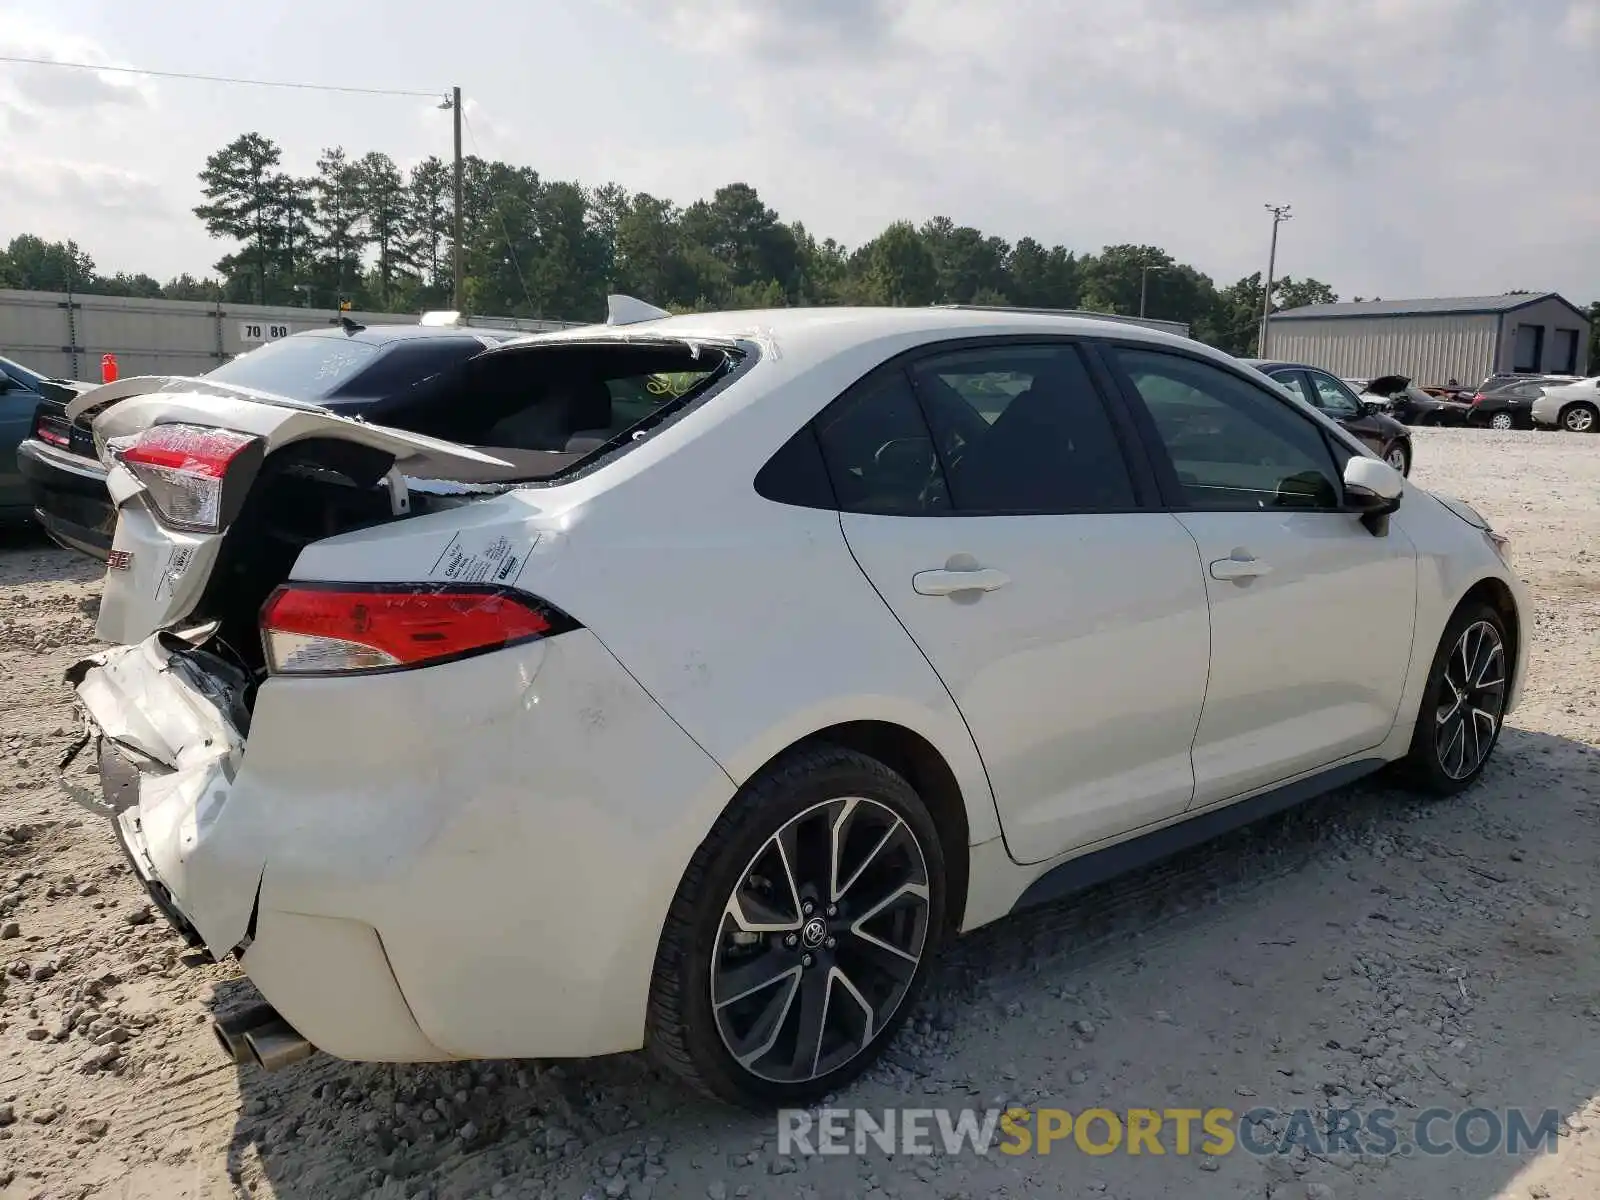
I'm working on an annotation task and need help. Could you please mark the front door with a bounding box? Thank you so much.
[1107,345,1418,806]
[817,340,1212,864]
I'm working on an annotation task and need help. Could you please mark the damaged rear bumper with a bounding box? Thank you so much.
[62,635,256,957]
[61,636,453,1064]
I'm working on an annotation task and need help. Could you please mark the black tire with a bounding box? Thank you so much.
[1396,601,1509,796]
[1561,402,1598,433]
[1383,440,1412,476]
[646,744,947,1110]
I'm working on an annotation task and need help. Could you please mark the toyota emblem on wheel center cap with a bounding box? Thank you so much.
[801,917,828,949]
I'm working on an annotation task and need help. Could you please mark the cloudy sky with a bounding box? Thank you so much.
[1,0,1595,306]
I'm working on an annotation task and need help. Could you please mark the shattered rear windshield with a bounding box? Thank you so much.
[369,338,751,486]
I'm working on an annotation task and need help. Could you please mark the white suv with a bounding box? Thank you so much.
[62,306,1527,1109]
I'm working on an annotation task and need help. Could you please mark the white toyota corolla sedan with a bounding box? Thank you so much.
[61,304,1527,1109]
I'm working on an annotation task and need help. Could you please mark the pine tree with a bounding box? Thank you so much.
[193,132,283,303]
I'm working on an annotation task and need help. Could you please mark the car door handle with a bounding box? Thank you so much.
[1209,552,1272,582]
[913,567,1011,596]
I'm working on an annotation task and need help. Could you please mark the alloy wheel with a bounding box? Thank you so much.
[1490,412,1514,430]
[1564,406,1595,433]
[1434,620,1506,781]
[710,797,930,1084]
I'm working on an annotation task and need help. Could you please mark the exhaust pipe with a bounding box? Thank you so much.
[242,1019,315,1072]
[211,1002,280,1064]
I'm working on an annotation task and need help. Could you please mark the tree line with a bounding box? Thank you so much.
[4,130,1592,363]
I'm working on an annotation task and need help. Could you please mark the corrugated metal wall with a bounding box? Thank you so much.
[0,290,586,381]
[1264,314,1500,385]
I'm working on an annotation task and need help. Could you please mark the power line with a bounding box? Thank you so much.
[0,54,439,99]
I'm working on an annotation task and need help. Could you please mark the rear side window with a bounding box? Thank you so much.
[815,371,949,515]
[909,344,1136,513]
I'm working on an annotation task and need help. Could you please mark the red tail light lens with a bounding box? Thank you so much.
[34,414,71,448]
[1470,393,1485,405]
[260,584,573,676]
[112,423,263,532]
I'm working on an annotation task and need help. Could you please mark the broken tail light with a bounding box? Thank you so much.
[259,583,577,676]
[110,423,264,532]
[34,413,71,449]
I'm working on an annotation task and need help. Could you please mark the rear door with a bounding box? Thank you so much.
[1104,344,1417,806]
[69,381,513,644]
[824,339,1212,864]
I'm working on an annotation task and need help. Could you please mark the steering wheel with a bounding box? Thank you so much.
[873,437,946,510]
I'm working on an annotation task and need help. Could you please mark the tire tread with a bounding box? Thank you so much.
[645,743,941,1107]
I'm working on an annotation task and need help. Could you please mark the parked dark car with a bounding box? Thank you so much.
[17,322,523,559]
[3,354,95,526]
[1352,374,1472,426]
[1464,377,1556,430]
[1242,359,1414,475]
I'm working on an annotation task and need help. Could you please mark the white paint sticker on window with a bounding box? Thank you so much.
[429,531,537,587]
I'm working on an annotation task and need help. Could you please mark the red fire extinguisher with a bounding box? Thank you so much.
[101,353,119,383]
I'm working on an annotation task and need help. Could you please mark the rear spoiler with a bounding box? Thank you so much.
[64,375,333,423]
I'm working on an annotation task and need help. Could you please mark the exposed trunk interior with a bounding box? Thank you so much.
[179,339,738,681]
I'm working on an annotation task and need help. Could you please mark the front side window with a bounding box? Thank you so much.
[1306,371,1364,417]
[1115,348,1343,511]
[907,343,1137,513]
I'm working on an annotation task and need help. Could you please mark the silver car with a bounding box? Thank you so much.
[1531,378,1600,432]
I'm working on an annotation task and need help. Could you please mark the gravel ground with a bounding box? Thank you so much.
[0,426,1597,1200]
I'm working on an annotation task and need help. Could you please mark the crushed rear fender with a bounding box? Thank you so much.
[62,636,260,958]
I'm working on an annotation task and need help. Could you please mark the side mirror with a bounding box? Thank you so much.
[1344,456,1403,534]
[0,376,11,394]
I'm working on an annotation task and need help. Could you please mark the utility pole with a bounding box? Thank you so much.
[1140,265,1166,318]
[451,86,464,314]
[440,87,465,312]
[1258,203,1293,356]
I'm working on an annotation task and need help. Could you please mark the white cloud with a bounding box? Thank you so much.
[614,0,1599,299]
[0,13,153,116]
[0,1,1592,303]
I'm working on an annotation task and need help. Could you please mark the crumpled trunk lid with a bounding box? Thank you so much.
[77,379,515,645]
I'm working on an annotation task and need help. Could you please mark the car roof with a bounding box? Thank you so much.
[1240,359,1313,373]
[293,323,521,347]
[495,305,1204,361]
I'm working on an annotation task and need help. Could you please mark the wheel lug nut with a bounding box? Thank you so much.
[825,937,836,949]
[826,905,837,917]
[802,901,814,915]
[784,933,798,947]
[802,954,813,967]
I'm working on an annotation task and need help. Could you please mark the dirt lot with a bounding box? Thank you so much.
[0,426,1597,1200]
